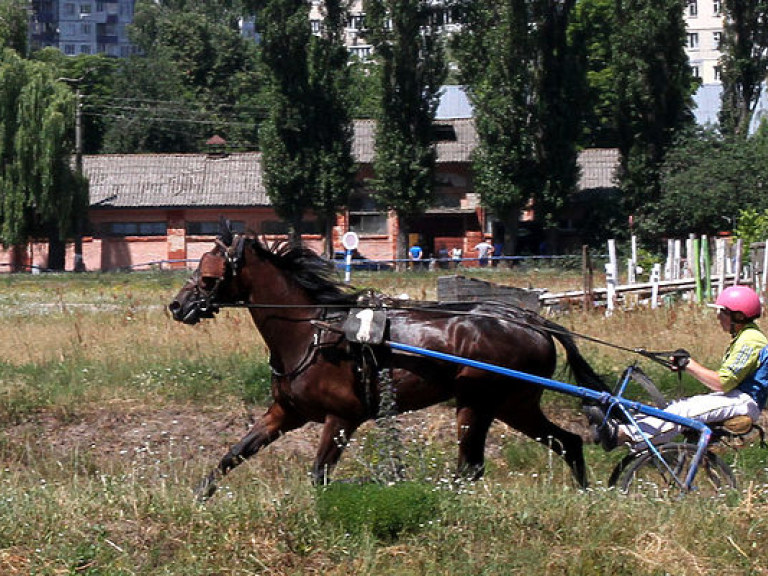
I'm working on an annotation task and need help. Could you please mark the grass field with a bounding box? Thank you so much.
[1,267,768,575]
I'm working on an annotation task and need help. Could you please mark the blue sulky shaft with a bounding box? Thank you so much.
[387,341,712,492]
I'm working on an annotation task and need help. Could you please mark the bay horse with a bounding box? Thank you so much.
[169,222,609,499]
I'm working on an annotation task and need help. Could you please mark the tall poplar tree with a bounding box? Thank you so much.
[0,49,88,269]
[364,0,447,264]
[718,0,768,137]
[258,0,354,249]
[452,0,543,256]
[535,0,584,252]
[613,0,695,237]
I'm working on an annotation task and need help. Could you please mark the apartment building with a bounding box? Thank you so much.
[684,0,724,85]
[29,0,137,57]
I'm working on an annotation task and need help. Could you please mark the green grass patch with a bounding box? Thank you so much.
[316,481,442,540]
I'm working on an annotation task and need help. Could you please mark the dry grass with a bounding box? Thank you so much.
[1,269,767,575]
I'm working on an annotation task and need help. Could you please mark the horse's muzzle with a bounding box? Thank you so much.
[169,298,219,325]
[169,299,201,325]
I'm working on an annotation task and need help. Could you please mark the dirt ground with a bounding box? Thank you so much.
[5,400,592,475]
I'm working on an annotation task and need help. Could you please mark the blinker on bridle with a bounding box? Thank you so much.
[193,234,247,315]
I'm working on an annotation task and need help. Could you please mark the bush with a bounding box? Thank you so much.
[315,481,441,540]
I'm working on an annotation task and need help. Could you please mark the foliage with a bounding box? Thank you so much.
[734,207,768,247]
[0,0,27,55]
[719,0,768,137]
[0,49,87,263]
[315,482,441,540]
[98,0,264,153]
[653,127,768,239]
[613,0,696,239]
[364,0,447,261]
[568,0,619,148]
[535,0,585,238]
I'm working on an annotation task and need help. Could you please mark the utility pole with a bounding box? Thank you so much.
[58,77,85,271]
[73,88,85,272]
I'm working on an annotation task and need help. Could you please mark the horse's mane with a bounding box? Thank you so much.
[249,237,361,305]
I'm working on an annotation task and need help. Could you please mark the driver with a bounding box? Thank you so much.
[589,285,768,450]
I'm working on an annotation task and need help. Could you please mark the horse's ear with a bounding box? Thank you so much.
[219,216,233,246]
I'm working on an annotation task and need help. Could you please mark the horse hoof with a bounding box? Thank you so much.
[194,475,218,502]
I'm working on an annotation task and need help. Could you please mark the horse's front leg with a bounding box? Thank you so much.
[310,415,361,486]
[196,402,305,501]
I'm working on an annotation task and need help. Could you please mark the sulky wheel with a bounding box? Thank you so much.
[610,443,737,499]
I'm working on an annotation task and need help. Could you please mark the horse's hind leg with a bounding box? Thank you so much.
[455,405,495,481]
[196,402,305,501]
[311,415,361,485]
[497,404,588,488]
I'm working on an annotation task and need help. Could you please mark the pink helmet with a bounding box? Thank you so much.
[713,285,762,319]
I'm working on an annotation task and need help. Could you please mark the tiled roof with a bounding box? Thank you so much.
[86,153,267,208]
[350,118,477,163]
[84,120,617,209]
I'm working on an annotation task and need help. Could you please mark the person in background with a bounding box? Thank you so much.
[437,244,450,269]
[588,285,768,450]
[492,240,504,267]
[474,239,494,268]
[409,243,423,270]
[451,246,463,269]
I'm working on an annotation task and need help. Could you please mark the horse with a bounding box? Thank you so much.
[169,221,610,499]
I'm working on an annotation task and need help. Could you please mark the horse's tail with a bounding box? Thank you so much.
[540,317,610,393]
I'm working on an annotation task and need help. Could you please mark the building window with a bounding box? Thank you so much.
[713,31,722,48]
[691,65,700,78]
[688,0,698,16]
[687,33,699,49]
[714,65,722,81]
[311,19,321,34]
[80,3,92,15]
[64,44,75,55]
[107,222,167,236]
[349,213,388,235]
[80,44,91,54]
[713,0,722,15]
[82,23,91,34]
[187,221,245,236]
[63,3,75,15]
[348,14,366,30]
[349,45,372,60]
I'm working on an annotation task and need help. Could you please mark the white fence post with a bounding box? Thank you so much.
[651,263,661,309]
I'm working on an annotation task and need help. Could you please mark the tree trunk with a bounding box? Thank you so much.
[502,212,520,260]
[48,237,66,271]
[396,214,409,272]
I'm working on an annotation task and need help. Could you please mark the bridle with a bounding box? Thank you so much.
[186,234,248,320]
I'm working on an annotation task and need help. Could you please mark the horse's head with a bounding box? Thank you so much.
[169,221,248,325]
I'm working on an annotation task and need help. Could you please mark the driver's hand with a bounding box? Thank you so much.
[669,349,690,372]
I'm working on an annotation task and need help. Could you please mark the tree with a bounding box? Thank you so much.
[0,49,88,270]
[452,0,543,257]
[0,0,27,55]
[305,0,357,256]
[718,0,768,137]
[568,0,618,148]
[535,0,585,252]
[653,126,768,238]
[613,0,695,241]
[257,0,355,249]
[99,0,264,153]
[364,0,447,264]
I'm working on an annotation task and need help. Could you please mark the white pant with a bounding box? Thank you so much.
[622,390,759,445]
